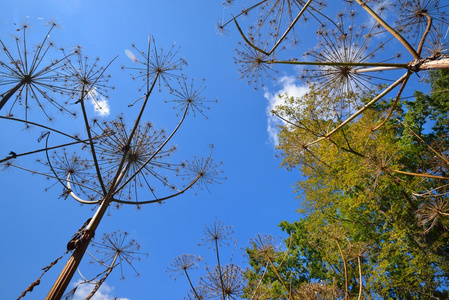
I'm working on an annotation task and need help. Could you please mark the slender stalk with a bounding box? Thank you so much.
[214,239,226,300]
[270,60,409,69]
[389,169,449,180]
[66,173,102,205]
[357,256,363,300]
[250,262,269,300]
[351,66,406,73]
[268,0,312,55]
[372,75,410,131]
[416,13,432,56]
[111,174,200,205]
[79,87,107,195]
[223,0,267,28]
[304,72,410,148]
[266,256,293,300]
[354,0,419,59]
[85,254,118,300]
[184,269,201,300]
[334,239,348,300]
[0,135,104,163]
[0,116,79,140]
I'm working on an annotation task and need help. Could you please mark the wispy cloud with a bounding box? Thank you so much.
[88,88,111,116]
[71,280,130,300]
[264,76,308,146]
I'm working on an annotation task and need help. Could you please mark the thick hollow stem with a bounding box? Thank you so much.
[419,58,449,70]
[45,233,93,300]
[46,165,129,299]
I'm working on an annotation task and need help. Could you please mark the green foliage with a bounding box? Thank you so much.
[244,71,449,299]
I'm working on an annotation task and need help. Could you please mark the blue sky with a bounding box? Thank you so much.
[1,1,441,299]
[0,1,306,299]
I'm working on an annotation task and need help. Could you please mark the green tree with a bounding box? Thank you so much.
[244,70,449,299]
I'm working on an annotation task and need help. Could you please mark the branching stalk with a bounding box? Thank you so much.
[304,72,411,147]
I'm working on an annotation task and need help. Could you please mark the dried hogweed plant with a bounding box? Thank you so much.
[0,22,79,121]
[220,0,449,143]
[1,28,221,299]
[63,231,147,300]
[169,220,243,300]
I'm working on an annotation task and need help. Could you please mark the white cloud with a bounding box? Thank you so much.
[88,88,111,117]
[70,280,130,300]
[264,76,309,146]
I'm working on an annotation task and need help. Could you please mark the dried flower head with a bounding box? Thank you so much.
[59,49,114,106]
[424,22,449,57]
[181,145,225,194]
[92,116,179,203]
[48,149,99,199]
[235,38,278,89]
[303,16,394,101]
[185,285,208,300]
[396,0,448,42]
[167,254,202,276]
[296,281,342,299]
[417,196,449,233]
[0,23,75,120]
[123,36,186,93]
[200,264,244,300]
[249,234,281,260]
[167,77,217,118]
[199,220,234,249]
[90,231,147,279]
[226,0,324,48]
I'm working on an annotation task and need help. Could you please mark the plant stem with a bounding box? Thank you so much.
[184,269,201,300]
[334,239,349,300]
[45,164,129,300]
[305,72,410,148]
[266,256,293,300]
[215,239,226,300]
[85,254,118,300]
[354,0,419,59]
[270,60,409,69]
[0,80,24,110]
